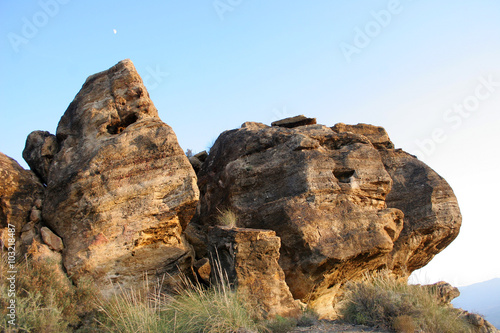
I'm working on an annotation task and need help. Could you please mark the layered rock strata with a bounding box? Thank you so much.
[24,60,199,295]
[195,120,461,317]
[208,226,301,319]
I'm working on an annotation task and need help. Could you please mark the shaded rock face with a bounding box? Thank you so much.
[30,60,199,295]
[380,149,462,274]
[208,226,301,319]
[334,123,462,274]
[23,130,59,184]
[0,152,44,239]
[195,119,461,317]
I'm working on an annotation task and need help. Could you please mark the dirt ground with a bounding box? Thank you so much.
[289,320,392,333]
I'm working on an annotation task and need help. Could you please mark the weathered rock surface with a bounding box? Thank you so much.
[23,130,59,184]
[41,226,64,252]
[188,150,209,174]
[424,281,460,305]
[28,59,199,296]
[0,152,44,240]
[195,118,461,318]
[332,123,394,149]
[459,310,500,333]
[379,149,462,274]
[334,123,462,275]
[207,226,301,319]
[272,115,317,128]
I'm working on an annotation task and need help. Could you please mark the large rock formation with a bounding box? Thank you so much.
[194,119,461,318]
[0,152,44,244]
[24,60,199,295]
[15,59,462,320]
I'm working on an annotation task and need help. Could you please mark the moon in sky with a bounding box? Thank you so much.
[113,29,117,34]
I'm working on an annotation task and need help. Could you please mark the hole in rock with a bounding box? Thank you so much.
[107,113,139,134]
[333,169,355,183]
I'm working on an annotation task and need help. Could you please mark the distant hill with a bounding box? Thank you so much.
[452,278,500,329]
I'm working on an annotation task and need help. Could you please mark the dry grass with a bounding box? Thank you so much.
[98,260,261,333]
[96,277,172,333]
[339,270,475,333]
[216,208,238,228]
[2,244,316,333]
[0,250,98,332]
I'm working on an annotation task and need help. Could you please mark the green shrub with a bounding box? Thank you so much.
[340,271,475,333]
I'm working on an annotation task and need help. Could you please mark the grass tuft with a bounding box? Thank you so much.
[0,249,98,332]
[263,315,297,333]
[98,260,261,333]
[339,270,476,333]
[216,208,238,228]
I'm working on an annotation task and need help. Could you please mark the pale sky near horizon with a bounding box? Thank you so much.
[1,1,499,287]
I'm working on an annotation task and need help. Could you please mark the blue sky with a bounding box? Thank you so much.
[1,0,499,287]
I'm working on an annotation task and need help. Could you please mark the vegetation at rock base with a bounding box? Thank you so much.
[262,315,299,333]
[0,248,98,332]
[98,260,318,332]
[1,247,319,332]
[4,246,492,333]
[339,271,476,333]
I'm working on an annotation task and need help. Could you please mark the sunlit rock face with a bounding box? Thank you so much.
[194,119,461,318]
[32,60,199,295]
[0,152,44,240]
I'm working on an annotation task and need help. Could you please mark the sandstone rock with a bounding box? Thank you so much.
[41,226,64,252]
[208,226,301,319]
[30,207,42,223]
[21,221,35,233]
[34,59,199,296]
[271,115,316,128]
[424,281,460,305]
[189,150,209,174]
[21,227,37,245]
[0,152,44,237]
[34,198,42,209]
[378,148,462,274]
[193,257,211,284]
[460,310,500,333]
[0,228,10,249]
[467,313,485,327]
[195,120,461,318]
[194,150,209,162]
[331,123,462,275]
[189,156,203,174]
[23,130,59,184]
[184,222,209,258]
[332,123,394,149]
